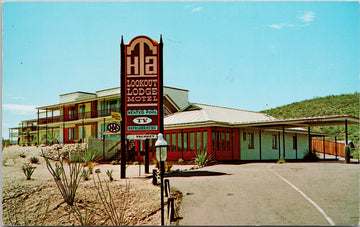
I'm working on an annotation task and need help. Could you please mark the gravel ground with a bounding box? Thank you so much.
[1,145,191,226]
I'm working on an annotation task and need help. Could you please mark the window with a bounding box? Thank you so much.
[177,133,183,151]
[68,107,76,119]
[226,132,230,151]
[248,133,254,149]
[212,131,216,151]
[183,132,188,151]
[165,134,170,149]
[69,128,75,140]
[196,131,201,151]
[109,100,117,109]
[221,132,226,151]
[80,126,86,138]
[272,135,278,149]
[203,131,208,151]
[189,132,195,151]
[293,135,297,150]
[243,132,247,141]
[171,133,176,152]
[79,105,85,117]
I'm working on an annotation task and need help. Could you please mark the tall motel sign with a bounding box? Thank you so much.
[120,35,163,178]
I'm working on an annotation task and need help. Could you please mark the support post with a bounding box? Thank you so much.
[37,109,39,145]
[259,129,262,160]
[295,134,298,160]
[323,137,326,160]
[282,126,285,159]
[160,160,165,225]
[120,36,126,179]
[278,131,281,159]
[103,134,106,160]
[159,35,164,134]
[308,126,312,153]
[45,108,48,145]
[63,122,65,144]
[345,118,348,145]
[145,139,150,173]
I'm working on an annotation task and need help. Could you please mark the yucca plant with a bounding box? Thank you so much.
[54,163,62,180]
[82,169,90,181]
[22,163,36,180]
[30,156,39,164]
[84,148,102,163]
[106,169,114,181]
[194,151,213,168]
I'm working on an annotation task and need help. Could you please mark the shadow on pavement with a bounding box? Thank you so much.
[164,170,230,178]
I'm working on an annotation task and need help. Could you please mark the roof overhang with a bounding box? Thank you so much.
[164,115,358,137]
[231,115,359,128]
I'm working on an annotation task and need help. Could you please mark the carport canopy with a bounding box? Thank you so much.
[233,115,359,158]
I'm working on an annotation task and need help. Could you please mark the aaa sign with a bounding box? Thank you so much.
[124,36,160,135]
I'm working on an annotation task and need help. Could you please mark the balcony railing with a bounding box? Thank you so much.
[38,108,121,125]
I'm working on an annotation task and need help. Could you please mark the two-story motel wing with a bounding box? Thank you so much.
[10,86,359,162]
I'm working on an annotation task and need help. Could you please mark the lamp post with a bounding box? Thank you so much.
[155,133,168,226]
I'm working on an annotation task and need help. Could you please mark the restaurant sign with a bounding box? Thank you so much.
[124,36,160,135]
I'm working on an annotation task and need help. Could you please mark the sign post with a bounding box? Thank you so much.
[120,35,162,178]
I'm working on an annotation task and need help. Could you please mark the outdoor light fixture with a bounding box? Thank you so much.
[155,133,168,225]
[155,133,168,162]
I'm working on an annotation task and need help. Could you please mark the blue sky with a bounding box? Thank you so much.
[2,1,359,139]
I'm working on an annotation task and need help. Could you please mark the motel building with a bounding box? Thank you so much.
[9,86,359,162]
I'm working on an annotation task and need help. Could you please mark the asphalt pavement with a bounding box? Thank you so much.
[168,162,359,226]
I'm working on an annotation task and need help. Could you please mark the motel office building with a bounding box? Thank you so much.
[10,86,358,162]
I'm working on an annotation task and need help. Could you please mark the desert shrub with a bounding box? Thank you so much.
[111,160,119,165]
[22,163,36,180]
[2,139,10,150]
[42,149,84,206]
[88,162,95,174]
[153,158,173,172]
[194,151,213,167]
[70,203,96,226]
[82,169,90,181]
[178,158,184,164]
[106,169,114,181]
[84,148,102,163]
[166,161,173,172]
[303,150,320,162]
[93,174,129,225]
[19,153,26,158]
[2,157,9,166]
[4,198,50,225]
[30,156,39,164]
[277,158,286,164]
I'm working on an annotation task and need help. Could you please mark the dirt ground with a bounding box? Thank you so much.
[1,145,186,226]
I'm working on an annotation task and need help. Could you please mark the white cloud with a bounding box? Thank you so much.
[269,24,282,29]
[192,7,203,13]
[2,104,37,115]
[268,11,315,29]
[268,23,294,29]
[299,11,315,23]
[9,96,25,100]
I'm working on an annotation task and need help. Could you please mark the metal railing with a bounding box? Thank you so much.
[38,107,121,125]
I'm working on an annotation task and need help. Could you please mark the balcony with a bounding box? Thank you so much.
[38,108,121,125]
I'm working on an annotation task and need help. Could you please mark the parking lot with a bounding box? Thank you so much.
[169,162,359,226]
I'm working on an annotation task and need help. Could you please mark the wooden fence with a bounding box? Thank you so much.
[312,139,345,157]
